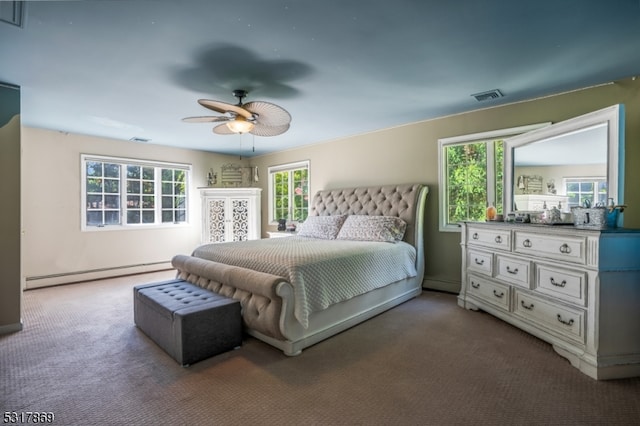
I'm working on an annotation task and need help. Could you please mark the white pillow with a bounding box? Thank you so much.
[296,215,347,239]
[336,215,407,242]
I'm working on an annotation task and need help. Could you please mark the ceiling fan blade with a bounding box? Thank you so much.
[198,99,252,119]
[243,101,291,126]
[250,122,290,137]
[212,123,236,135]
[182,116,231,123]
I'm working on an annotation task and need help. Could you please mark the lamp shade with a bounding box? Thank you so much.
[226,117,254,134]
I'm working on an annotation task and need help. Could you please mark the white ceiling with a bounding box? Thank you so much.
[2,1,640,157]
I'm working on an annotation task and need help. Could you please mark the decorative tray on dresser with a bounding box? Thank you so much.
[459,221,640,380]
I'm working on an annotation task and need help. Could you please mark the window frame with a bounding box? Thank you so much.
[564,176,608,208]
[81,154,191,231]
[267,160,310,224]
[438,123,549,232]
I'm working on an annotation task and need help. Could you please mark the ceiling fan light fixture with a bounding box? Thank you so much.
[226,116,254,134]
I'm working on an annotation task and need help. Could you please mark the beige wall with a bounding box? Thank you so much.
[20,78,640,293]
[249,77,640,292]
[21,128,247,288]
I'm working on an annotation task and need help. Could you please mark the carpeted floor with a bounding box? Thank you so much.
[1,271,639,425]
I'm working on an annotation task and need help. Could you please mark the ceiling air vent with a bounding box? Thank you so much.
[129,137,150,143]
[472,89,503,102]
[0,1,24,27]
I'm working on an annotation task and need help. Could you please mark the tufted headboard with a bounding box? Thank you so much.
[309,183,429,250]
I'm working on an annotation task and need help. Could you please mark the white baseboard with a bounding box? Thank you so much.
[25,262,173,289]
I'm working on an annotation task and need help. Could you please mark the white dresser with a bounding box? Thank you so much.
[200,188,261,244]
[459,221,640,380]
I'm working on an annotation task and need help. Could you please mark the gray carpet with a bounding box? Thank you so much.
[1,271,639,425]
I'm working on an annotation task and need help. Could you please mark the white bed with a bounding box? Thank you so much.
[172,183,428,355]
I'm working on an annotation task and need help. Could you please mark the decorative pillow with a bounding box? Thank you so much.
[296,215,347,239]
[336,215,407,242]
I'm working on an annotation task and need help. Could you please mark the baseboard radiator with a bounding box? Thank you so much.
[25,261,173,290]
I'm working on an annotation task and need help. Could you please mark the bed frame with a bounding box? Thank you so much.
[172,183,428,356]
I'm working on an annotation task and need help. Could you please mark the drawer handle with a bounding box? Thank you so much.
[472,232,479,240]
[522,239,532,248]
[474,258,485,266]
[471,281,480,289]
[493,290,505,298]
[559,243,572,254]
[495,235,503,244]
[557,314,575,326]
[506,266,519,275]
[520,300,534,310]
[550,277,567,288]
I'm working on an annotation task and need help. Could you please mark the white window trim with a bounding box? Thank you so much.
[267,160,310,224]
[81,154,192,231]
[438,123,550,232]
[563,176,607,207]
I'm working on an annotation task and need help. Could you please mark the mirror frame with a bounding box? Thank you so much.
[504,104,625,226]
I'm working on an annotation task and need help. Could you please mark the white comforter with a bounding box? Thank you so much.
[192,237,417,328]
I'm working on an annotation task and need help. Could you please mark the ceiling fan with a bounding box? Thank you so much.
[182,89,291,136]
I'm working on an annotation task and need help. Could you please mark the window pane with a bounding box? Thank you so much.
[104,179,119,193]
[142,181,154,194]
[127,211,141,223]
[127,181,140,194]
[160,168,187,224]
[162,211,173,222]
[162,182,172,194]
[142,196,154,208]
[105,211,120,225]
[104,163,119,178]
[162,196,172,209]
[86,211,102,226]
[142,211,155,223]
[85,161,120,226]
[127,165,140,179]
[444,142,488,226]
[142,167,154,180]
[104,195,119,209]
[86,162,102,177]
[87,178,102,193]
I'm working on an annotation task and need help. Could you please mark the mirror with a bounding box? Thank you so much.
[504,104,625,226]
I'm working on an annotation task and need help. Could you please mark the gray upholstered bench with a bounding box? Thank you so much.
[134,279,242,366]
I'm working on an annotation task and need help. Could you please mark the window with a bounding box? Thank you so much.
[565,178,607,208]
[268,160,310,223]
[82,155,190,230]
[438,124,548,232]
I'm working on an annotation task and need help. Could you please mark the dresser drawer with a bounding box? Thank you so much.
[513,231,585,264]
[495,255,531,288]
[467,226,511,252]
[467,249,493,276]
[535,263,587,306]
[514,290,585,344]
[467,275,510,311]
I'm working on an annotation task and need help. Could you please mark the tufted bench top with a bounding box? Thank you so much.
[136,280,232,317]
